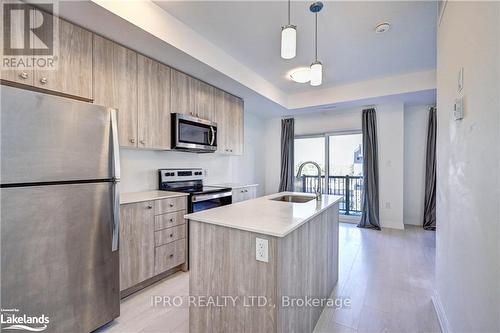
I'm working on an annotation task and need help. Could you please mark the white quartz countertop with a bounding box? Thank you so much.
[208,183,259,189]
[121,190,188,205]
[185,192,343,237]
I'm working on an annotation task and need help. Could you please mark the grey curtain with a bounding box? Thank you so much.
[423,107,437,230]
[358,108,381,230]
[278,118,295,192]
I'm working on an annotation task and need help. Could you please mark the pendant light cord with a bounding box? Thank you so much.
[288,0,291,25]
[314,13,318,61]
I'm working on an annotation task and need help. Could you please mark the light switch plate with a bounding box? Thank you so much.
[454,96,464,120]
[458,67,464,92]
[256,238,269,263]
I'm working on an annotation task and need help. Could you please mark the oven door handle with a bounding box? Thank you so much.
[192,191,232,203]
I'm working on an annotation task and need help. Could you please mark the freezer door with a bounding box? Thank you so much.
[1,85,113,184]
[1,183,119,332]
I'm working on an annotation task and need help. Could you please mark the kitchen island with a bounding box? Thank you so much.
[185,192,342,333]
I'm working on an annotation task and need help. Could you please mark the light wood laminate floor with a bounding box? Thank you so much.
[97,223,440,333]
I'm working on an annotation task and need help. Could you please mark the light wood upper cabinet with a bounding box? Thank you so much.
[34,16,93,99]
[0,2,34,85]
[119,201,155,291]
[231,95,244,155]
[93,35,138,148]
[137,55,171,150]
[170,69,191,116]
[171,69,215,121]
[215,90,244,155]
[191,79,215,121]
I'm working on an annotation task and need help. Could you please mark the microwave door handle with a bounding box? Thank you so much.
[210,126,215,145]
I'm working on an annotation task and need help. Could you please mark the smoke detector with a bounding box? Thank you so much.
[374,22,391,33]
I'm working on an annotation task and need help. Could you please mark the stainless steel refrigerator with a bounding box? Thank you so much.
[1,85,120,332]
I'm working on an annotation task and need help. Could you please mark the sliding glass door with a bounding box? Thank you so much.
[294,132,363,215]
[293,136,326,193]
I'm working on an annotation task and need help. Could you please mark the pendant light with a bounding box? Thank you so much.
[281,0,296,59]
[309,1,323,86]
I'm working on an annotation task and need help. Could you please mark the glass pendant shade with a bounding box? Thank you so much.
[281,25,296,59]
[310,61,322,86]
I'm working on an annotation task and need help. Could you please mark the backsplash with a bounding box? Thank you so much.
[120,112,266,194]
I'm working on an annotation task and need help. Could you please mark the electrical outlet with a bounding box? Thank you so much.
[256,238,269,263]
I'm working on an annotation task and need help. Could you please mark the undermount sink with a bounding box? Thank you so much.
[270,195,315,203]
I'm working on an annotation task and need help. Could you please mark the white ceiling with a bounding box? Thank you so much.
[155,1,437,93]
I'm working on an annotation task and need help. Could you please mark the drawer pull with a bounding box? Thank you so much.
[147,205,153,209]
[170,218,174,222]
[169,254,174,258]
[169,203,174,207]
[169,233,173,237]
[39,77,47,84]
[19,72,28,80]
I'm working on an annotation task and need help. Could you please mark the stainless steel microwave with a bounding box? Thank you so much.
[171,113,217,153]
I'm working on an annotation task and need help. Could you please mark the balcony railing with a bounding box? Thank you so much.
[300,175,363,215]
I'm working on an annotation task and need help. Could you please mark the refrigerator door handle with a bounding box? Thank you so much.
[110,108,120,252]
[110,108,121,181]
[112,180,120,252]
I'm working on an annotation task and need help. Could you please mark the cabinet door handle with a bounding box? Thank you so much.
[140,139,145,145]
[39,77,48,85]
[146,205,153,209]
[19,72,28,80]
[130,138,136,144]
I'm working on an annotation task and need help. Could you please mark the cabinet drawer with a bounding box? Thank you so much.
[155,196,187,215]
[154,239,186,274]
[155,210,186,231]
[155,224,186,247]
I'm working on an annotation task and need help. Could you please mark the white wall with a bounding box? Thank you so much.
[264,104,406,229]
[403,106,429,226]
[435,2,500,332]
[120,112,266,196]
[376,104,405,230]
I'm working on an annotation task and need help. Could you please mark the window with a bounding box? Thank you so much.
[294,132,363,215]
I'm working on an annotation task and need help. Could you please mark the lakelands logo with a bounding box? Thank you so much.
[1,1,59,70]
[1,308,49,331]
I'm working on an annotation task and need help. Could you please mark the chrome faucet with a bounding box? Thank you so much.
[296,161,322,201]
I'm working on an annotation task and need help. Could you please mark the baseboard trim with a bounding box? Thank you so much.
[432,292,451,333]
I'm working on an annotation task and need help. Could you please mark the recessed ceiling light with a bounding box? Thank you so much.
[374,22,391,33]
[289,67,311,83]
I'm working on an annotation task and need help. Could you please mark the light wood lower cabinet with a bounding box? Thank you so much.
[154,239,186,275]
[93,35,138,148]
[120,197,187,293]
[119,201,155,291]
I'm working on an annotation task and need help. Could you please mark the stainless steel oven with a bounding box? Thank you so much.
[191,191,232,213]
[171,113,217,153]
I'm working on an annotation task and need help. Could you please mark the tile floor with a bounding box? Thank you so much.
[98,223,440,333]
